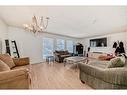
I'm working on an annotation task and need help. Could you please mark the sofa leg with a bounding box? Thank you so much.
[81,80,85,84]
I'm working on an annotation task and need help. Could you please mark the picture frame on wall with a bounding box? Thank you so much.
[90,37,107,47]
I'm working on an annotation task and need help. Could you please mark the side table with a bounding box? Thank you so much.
[46,56,55,64]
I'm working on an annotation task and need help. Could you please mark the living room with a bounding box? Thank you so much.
[1,1,127,94]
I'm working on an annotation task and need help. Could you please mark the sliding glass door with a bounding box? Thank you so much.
[42,37,54,59]
[66,40,74,53]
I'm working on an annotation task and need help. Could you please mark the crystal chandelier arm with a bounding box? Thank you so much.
[32,16,38,27]
[43,18,49,29]
[41,17,49,30]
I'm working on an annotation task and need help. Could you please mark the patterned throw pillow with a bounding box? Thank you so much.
[108,57,125,68]
[0,60,10,72]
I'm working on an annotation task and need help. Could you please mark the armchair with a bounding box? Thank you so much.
[0,56,31,89]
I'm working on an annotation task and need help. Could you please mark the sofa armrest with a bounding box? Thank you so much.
[0,68,29,81]
[103,68,127,86]
[13,57,30,66]
[79,63,127,86]
[0,68,30,89]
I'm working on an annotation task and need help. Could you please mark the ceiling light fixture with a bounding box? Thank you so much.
[23,15,49,33]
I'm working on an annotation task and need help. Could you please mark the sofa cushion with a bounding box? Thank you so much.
[63,50,69,54]
[55,50,69,55]
[88,60,109,69]
[59,51,64,55]
[79,61,107,81]
[108,57,125,68]
[60,54,71,58]
[12,65,30,70]
[0,54,15,69]
[0,60,10,72]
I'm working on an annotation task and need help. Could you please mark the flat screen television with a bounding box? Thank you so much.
[90,37,107,47]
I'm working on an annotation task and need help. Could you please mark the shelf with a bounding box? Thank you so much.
[5,39,11,55]
[5,39,20,58]
[11,40,20,58]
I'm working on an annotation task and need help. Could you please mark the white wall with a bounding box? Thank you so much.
[8,26,78,64]
[80,32,127,54]
[0,18,8,53]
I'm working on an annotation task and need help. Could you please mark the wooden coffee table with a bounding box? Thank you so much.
[64,56,87,67]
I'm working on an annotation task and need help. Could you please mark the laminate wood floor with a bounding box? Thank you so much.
[30,62,92,89]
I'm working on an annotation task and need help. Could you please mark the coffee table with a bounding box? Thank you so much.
[64,56,87,69]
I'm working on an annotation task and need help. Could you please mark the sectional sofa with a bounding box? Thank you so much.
[78,60,127,89]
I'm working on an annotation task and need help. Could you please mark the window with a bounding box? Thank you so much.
[66,40,73,53]
[43,37,54,59]
[56,39,65,50]
[42,37,74,59]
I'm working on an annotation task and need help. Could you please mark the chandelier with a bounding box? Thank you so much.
[23,15,49,33]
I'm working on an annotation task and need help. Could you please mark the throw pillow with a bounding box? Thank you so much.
[120,53,127,66]
[0,54,15,69]
[64,51,69,55]
[107,57,125,68]
[0,60,10,72]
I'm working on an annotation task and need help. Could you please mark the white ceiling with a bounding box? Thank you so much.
[0,6,127,38]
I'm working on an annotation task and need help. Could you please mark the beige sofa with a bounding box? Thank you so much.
[0,54,31,89]
[78,60,127,89]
